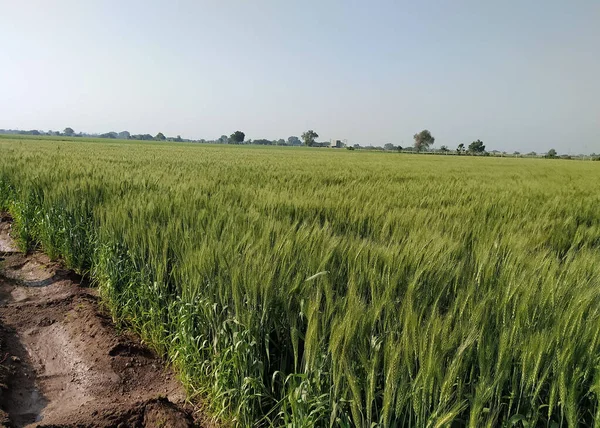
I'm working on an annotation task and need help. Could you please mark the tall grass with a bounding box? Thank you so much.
[1,136,600,426]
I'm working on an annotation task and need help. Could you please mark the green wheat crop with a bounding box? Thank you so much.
[1,135,599,426]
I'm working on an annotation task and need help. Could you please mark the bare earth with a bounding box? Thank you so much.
[0,217,209,427]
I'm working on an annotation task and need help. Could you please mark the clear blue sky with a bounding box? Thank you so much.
[1,1,598,153]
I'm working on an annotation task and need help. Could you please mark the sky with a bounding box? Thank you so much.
[1,1,598,154]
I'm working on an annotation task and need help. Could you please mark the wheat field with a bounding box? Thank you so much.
[1,136,599,426]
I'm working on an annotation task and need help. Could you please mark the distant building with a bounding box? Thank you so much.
[330,139,347,148]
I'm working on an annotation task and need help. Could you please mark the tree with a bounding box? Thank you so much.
[301,130,319,147]
[155,132,166,141]
[468,139,486,154]
[118,131,130,139]
[230,131,245,144]
[457,143,465,154]
[100,132,118,139]
[252,139,274,145]
[64,127,74,136]
[384,143,396,151]
[440,145,449,153]
[545,148,558,159]
[276,139,286,146]
[413,130,435,152]
[287,136,301,146]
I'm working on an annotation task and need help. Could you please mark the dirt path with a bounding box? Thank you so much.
[0,217,208,427]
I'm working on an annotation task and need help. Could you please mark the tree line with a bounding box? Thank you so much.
[1,127,595,159]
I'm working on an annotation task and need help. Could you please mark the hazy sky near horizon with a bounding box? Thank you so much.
[1,1,598,153]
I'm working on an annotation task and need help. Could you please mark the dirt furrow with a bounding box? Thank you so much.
[0,219,208,427]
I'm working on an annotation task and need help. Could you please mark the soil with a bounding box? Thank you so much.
[0,217,212,427]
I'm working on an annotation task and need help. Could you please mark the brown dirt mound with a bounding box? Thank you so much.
[0,219,212,427]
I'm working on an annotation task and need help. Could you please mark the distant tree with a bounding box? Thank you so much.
[175,135,183,142]
[276,139,286,146]
[468,139,486,154]
[64,127,74,136]
[301,130,319,147]
[118,131,130,139]
[155,132,166,141]
[19,130,41,135]
[253,139,274,145]
[440,145,449,153]
[230,131,245,144]
[353,144,361,149]
[545,148,558,159]
[287,136,301,146]
[384,143,396,151]
[100,132,118,139]
[513,151,520,156]
[457,143,465,154]
[413,130,435,152]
